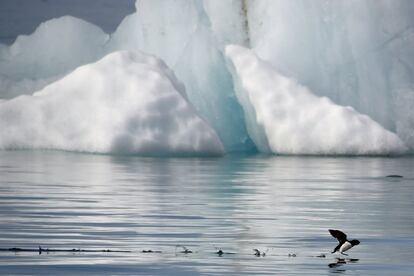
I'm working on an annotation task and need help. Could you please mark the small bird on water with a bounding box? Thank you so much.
[329,229,360,256]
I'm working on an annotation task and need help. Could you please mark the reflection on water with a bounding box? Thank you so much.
[0,151,414,275]
[328,258,359,274]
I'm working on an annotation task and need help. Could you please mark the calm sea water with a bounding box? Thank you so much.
[0,151,413,275]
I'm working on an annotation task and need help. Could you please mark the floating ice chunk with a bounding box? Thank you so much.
[225,45,407,155]
[0,50,224,156]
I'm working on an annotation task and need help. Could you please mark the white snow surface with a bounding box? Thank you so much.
[225,45,408,155]
[0,50,224,156]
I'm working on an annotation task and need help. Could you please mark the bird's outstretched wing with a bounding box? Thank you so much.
[329,229,347,242]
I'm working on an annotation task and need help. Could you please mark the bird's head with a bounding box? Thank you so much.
[350,240,360,246]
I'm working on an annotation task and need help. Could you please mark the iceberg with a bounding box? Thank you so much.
[225,45,407,155]
[0,50,224,156]
[0,16,108,99]
[108,0,255,152]
[0,2,255,153]
[246,0,414,150]
[1,0,414,155]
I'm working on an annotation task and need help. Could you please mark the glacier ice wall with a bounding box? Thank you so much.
[0,51,224,156]
[226,45,407,155]
[246,0,414,149]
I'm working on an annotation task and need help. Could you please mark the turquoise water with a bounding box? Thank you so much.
[0,151,414,275]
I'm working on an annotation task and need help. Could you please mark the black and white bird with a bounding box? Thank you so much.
[329,229,360,256]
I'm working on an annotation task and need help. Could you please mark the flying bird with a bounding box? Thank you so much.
[329,229,360,256]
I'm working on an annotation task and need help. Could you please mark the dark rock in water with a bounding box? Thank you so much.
[142,250,162,253]
[288,253,297,257]
[386,175,403,178]
[214,248,235,256]
[1,247,131,254]
[176,246,192,254]
[253,249,266,257]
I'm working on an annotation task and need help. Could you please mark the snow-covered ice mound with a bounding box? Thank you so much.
[0,50,224,156]
[225,45,407,155]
